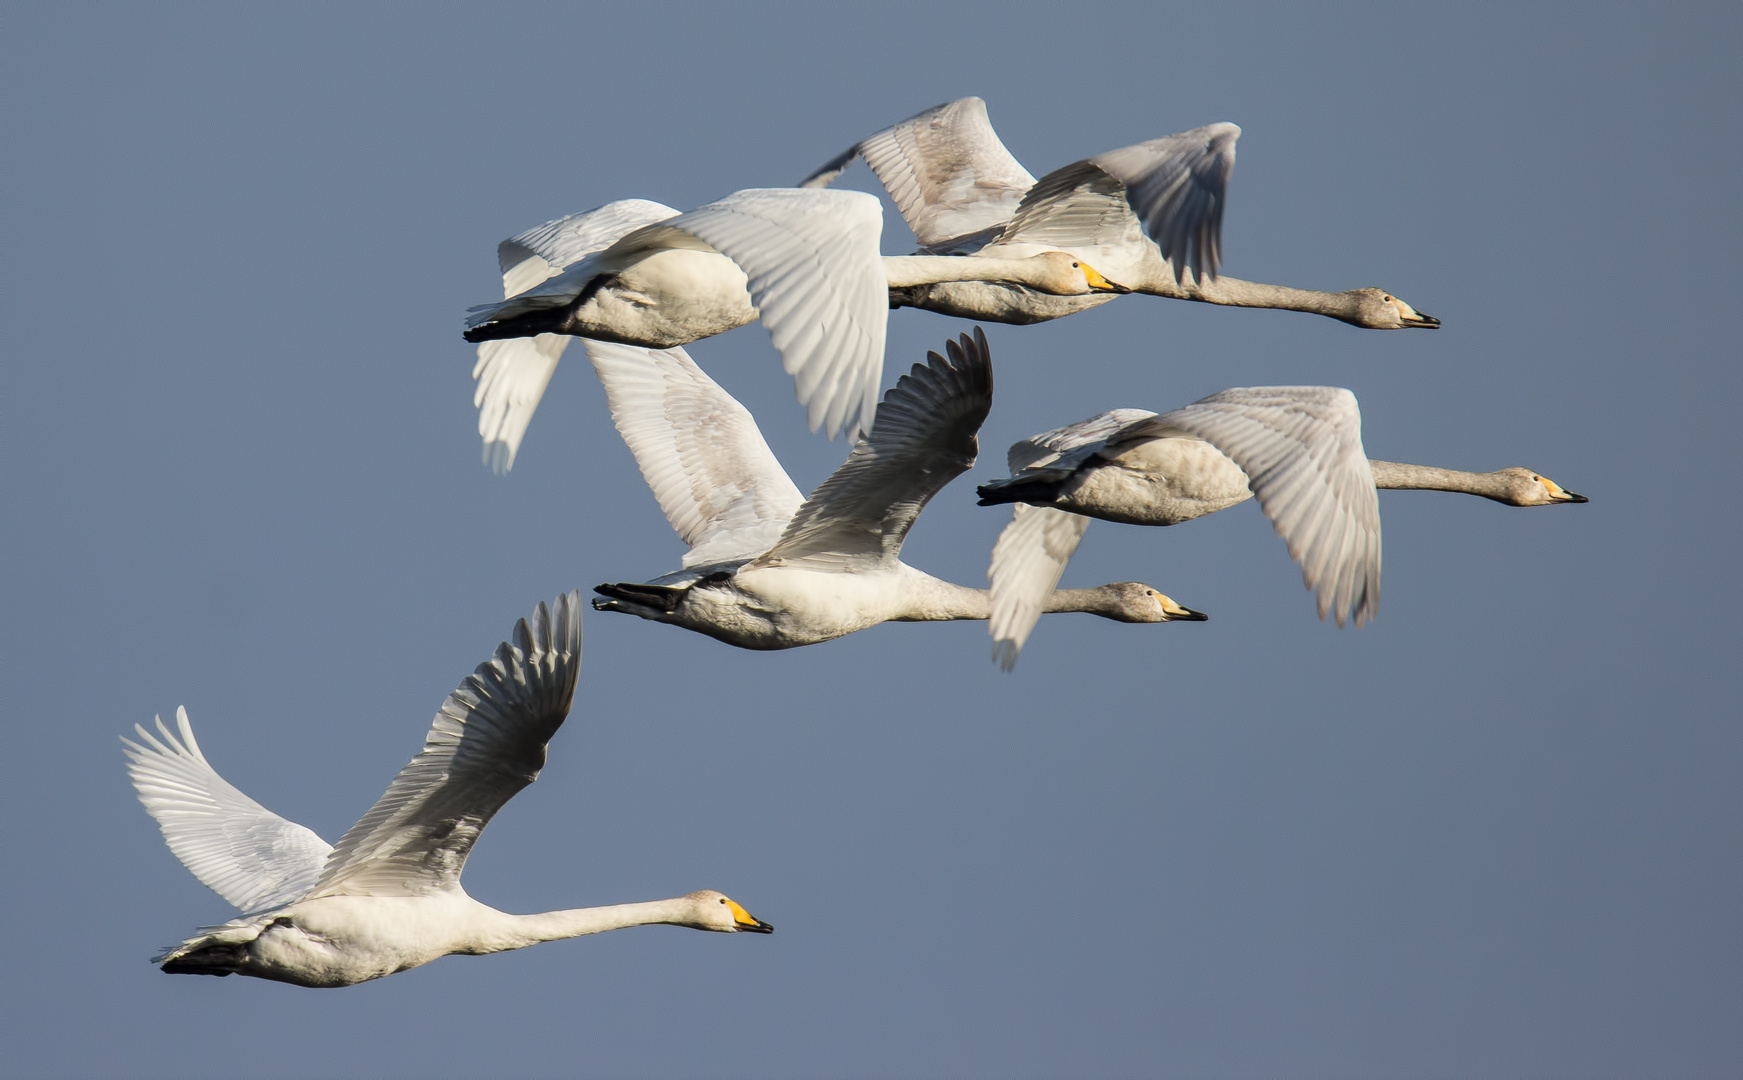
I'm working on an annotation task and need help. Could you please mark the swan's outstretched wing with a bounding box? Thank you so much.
[1002,123,1239,284]
[757,328,993,572]
[1140,386,1378,626]
[585,341,805,567]
[474,200,682,473]
[800,97,1038,249]
[123,707,332,914]
[987,504,1092,672]
[1003,408,1161,473]
[310,593,583,898]
[662,188,887,439]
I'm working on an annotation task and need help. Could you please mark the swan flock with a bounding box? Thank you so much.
[125,97,1585,986]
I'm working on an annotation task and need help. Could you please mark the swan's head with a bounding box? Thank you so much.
[1104,583,1210,624]
[1492,467,1589,506]
[1342,288,1440,329]
[1032,252,1132,296]
[681,890,774,934]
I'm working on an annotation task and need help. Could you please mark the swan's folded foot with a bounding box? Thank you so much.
[593,581,689,618]
[976,475,1066,507]
[158,937,249,977]
[462,306,572,344]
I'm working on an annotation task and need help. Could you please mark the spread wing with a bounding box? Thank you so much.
[123,707,332,915]
[987,504,1092,672]
[310,593,584,898]
[1001,123,1239,284]
[800,97,1038,249]
[757,328,993,572]
[585,341,804,567]
[474,200,682,473]
[663,188,888,439]
[1138,386,1378,626]
[1003,408,1161,473]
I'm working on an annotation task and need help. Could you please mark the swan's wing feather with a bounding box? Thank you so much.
[665,188,887,439]
[1090,123,1239,282]
[1152,386,1378,626]
[122,707,332,914]
[1000,159,1144,258]
[473,336,570,474]
[758,328,993,571]
[987,505,1092,671]
[1004,408,1160,473]
[311,594,584,898]
[470,201,682,471]
[498,199,683,281]
[801,97,1037,249]
[585,341,804,567]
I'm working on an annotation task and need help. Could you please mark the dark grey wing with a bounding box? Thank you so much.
[756,328,994,571]
[309,593,584,898]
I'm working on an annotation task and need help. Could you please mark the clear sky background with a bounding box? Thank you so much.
[3,3,1739,1077]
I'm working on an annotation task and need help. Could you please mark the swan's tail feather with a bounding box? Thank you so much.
[976,474,1068,507]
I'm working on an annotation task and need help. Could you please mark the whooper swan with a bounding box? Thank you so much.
[122,593,771,988]
[587,329,1205,651]
[979,390,1586,667]
[802,97,1438,330]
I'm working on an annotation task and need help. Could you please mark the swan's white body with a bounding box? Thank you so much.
[802,97,1438,330]
[980,392,1587,667]
[586,330,1204,651]
[123,594,770,988]
[465,189,1125,470]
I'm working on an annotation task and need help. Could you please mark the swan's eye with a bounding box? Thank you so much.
[719,898,727,904]
[1383,295,1394,302]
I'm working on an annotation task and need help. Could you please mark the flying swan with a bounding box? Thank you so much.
[801,97,1438,330]
[978,389,1587,668]
[464,188,1126,470]
[587,328,1206,651]
[122,593,771,988]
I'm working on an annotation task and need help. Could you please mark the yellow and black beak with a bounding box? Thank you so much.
[1543,477,1589,503]
[1160,596,1209,622]
[1081,262,1132,294]
[1402,311,1441,328]
[726,899,774,934]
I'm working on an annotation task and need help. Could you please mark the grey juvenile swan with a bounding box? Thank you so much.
[123,593,772,988]
[464,188,1126,469]
[978,390,1587,668]
[802,97,1438,330]
[589,328,1206,651]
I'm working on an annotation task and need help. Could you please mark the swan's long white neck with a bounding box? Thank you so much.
[893,576,1132,622]
[1368,461,1520,500]
[883,255,1082,294]
[1134,263,1364,318]
[494,897,698,949]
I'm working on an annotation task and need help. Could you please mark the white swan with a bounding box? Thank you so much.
[585,328,1206,650]
[122,593,771,988]
[464,188,1127,467]
[978,391,1588,667]
[802,97,1438,330]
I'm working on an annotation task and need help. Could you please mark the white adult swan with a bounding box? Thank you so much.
[122,593,771,988]
[587,328,1206,650]
[801,97,1438,330]
[978,390,1586,668]
[464,188,1127,469]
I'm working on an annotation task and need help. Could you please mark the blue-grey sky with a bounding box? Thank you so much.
[3,3,1739,1077]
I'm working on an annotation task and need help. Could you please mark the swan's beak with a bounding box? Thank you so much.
[726,900,774,933]
[1081,263,1132,294]
[1401,311,1440,328]
[1160,596,1209,622]
[1541,477,1588,503]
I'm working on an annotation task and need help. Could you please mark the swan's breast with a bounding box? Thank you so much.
[897,281,1116,325]
[1058,436,1252,526]
[242,893,486,987]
